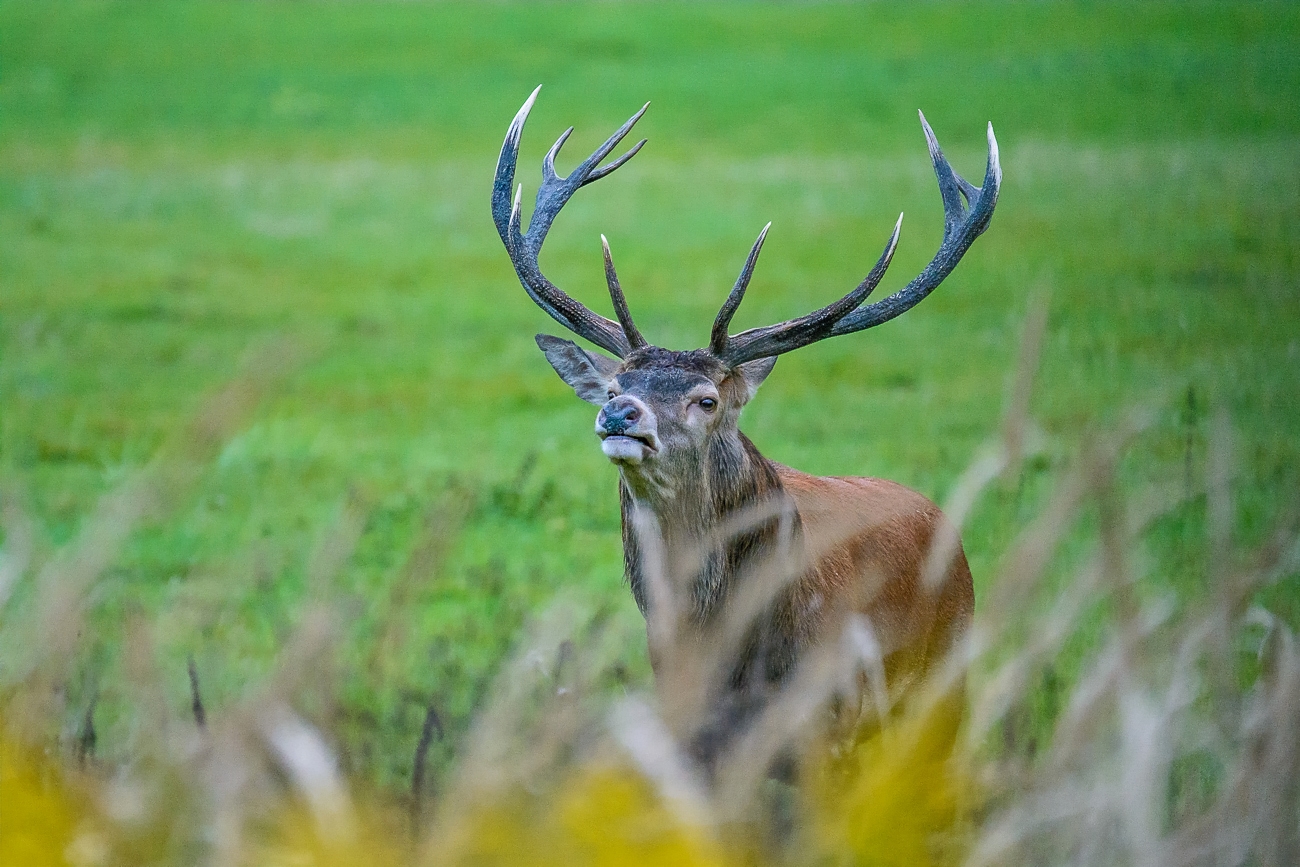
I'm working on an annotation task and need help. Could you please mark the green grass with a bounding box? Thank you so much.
[1,1,1298,789]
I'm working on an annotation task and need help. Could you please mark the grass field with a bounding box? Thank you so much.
[2,0,1299,797]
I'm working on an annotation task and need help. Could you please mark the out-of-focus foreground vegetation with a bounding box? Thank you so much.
[1,2,1298,864]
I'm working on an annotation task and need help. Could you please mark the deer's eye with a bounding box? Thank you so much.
[699,398,717,412]
[607,390,617,400]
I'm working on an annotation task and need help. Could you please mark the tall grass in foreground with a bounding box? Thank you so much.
[1,335,1297,867]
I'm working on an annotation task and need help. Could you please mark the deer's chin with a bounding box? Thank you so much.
[601,435,656,464]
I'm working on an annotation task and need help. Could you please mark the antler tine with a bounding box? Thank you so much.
[491,85,541,250]
[601,234,647,350]
[713,115,1001,366]
[827,114,1001,337]
[715,215,903,366]
[541,126,575,183]
[524,100,650,250]
[710,222,771,355]
[491,87,650,358]
[586,136,647,184]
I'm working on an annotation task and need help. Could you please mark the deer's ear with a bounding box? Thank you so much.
[733,356,777,403]
[536,334,620,405]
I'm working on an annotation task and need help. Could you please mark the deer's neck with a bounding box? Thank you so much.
[618,430,794,623]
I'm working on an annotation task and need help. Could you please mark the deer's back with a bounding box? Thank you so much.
[776,466,974,681]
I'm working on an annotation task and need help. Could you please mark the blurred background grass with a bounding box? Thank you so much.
[1,0,1297,791]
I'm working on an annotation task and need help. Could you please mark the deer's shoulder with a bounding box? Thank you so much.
[773,464,955,578]
[774,465,943,528]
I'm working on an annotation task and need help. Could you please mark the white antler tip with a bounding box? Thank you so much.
[511,86,542,132]
[918,110,941,157]
[884,212,903,255]
[986,123,1002,182]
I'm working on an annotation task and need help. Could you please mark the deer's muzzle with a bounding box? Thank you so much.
[597,396,658,463]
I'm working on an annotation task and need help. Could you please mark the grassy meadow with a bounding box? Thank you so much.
[2,0,1299,839]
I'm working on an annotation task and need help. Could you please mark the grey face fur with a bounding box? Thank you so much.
[536,336,776,500]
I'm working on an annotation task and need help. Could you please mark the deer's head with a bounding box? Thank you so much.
[492,87,1000,495]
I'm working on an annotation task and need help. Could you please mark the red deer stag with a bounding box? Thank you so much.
[491,87,1000,770]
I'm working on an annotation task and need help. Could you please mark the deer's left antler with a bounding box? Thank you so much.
[711,112,1002,367]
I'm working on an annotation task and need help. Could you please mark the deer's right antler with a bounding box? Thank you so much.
[492,86,649,358]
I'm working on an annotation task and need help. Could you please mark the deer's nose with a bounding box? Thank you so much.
[600,397,641,435]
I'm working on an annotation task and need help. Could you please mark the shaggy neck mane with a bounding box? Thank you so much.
[619,429,794,624]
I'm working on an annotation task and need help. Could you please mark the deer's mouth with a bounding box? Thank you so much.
[599,431,658,463]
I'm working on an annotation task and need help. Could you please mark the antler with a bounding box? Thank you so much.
[492,86,649,358]
[712,112,1001,367]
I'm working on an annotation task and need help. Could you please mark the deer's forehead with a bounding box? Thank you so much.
[614,347,727,398]
[614,368,716,399]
